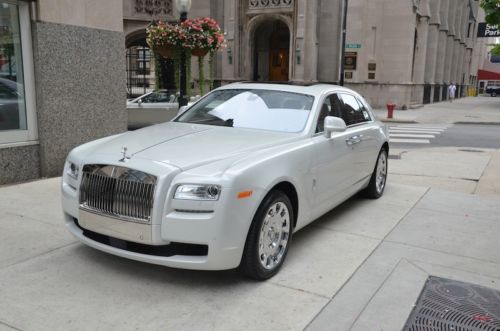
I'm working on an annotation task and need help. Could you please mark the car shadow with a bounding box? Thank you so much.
[71,194,368,286]
[73,244,252,287]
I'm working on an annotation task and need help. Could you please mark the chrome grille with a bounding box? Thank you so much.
[79,165,157,223]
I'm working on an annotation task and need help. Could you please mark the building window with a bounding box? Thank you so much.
[0,1,36,146]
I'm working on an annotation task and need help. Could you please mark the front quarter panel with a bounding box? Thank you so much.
[225,139,315,231]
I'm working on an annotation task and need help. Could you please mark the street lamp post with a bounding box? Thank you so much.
[176,0,192,107]
[339,0,348,86]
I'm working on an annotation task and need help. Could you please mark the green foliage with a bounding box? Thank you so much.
[481,0,500,25]
[491,43,500,55]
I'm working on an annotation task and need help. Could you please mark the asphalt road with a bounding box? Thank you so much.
[389,123,500,149]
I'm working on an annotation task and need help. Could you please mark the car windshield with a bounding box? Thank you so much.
[175,89,314,133]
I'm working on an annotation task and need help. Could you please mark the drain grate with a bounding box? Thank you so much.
[404,276,500,331]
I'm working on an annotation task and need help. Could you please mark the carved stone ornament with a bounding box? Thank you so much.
[249,0,294,9]
[135,0,173,16]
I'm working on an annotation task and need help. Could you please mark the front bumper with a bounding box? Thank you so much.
[62,176,263,271]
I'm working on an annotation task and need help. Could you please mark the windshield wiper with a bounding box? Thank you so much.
[189,117,233,127]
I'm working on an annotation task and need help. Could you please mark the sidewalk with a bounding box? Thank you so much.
[374,96,500,125]
[1,155,500,329]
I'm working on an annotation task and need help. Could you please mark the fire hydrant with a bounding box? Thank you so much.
[386,103,396,119]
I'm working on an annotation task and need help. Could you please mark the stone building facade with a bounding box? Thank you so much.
[124,0,479,108]
[0,0,126,185]
[0,0,484,185]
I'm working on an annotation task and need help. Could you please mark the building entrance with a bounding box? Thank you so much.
[253,20,290,82]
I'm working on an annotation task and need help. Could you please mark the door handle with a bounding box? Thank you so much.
[346,135,363,145]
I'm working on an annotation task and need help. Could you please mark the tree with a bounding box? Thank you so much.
[481,0,500,24]
[481,0,500,55]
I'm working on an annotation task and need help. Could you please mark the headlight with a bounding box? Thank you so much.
[66,162,79,180]
[174,184,221,201]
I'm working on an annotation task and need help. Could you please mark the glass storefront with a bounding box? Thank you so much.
[0,2,26,131]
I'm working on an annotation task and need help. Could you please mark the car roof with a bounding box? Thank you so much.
[217,82,356,97]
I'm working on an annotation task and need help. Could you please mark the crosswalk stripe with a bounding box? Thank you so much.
[389,138,430,144]
[388,124,452,145]
[390,134,435,138]
[392,126,448,131]
[390,127,445,132]
[389,130,442,135]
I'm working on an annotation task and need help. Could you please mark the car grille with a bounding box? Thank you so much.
[79,164,157,223]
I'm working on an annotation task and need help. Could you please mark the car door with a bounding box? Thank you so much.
[338,93,378,185]
[310,94,355,219]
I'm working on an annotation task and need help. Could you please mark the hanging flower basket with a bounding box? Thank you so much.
[191,48,209,57]
[146,22,182,59]
[147,18,226,95]
[156,43,175,58]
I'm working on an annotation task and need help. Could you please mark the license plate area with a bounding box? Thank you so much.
[79,209,153,244]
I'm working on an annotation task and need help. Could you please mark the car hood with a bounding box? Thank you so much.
[89,122,299,170]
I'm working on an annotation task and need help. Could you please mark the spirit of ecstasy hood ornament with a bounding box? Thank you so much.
[119,146,131,162]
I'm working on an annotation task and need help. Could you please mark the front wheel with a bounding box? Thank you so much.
[492,92,497,97]
[362,148,388,199]
[239,190,294,280]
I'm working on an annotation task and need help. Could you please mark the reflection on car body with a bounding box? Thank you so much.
[0,77,24,131]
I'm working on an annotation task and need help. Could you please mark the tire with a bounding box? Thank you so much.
[362,148,388,199]
[239,190,294,280]
[492,92,497,97]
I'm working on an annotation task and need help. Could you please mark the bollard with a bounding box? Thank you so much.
[386,103,396,119]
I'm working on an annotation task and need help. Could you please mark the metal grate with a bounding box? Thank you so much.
[79,165,156,224]
[404,276,500,331]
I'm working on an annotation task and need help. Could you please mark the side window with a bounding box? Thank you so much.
[356,97,372,122]
[339,93,368,126]
[315,94,343,133]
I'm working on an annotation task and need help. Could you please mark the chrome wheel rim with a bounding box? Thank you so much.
[258,202,291,270]
[376,152,387,194]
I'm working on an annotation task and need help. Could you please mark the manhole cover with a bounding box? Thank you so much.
[404,276,500,331]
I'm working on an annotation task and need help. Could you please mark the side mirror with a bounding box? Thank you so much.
[177,105,188,115]
[138,99,143,105]
[324,116,346,138]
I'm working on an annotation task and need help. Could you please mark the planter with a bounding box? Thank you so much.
[157,44,174,58]
[191,48,209,57]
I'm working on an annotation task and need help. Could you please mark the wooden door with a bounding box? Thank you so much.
[269,50,289,81]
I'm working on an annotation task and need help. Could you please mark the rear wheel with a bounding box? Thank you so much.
[239,190,293,280]
[362,148,388,199]
[492,92,497,97]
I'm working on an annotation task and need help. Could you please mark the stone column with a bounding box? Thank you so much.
[434,0,449,100]
[222,0,237,81]
[293,0,318,82]
[424,0,441,101]
[411,16,430,104]
[443,0,457,85]
[450,3,463,85]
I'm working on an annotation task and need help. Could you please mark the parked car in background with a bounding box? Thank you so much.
[62,83,389,280]
[127,90,179,129]
[485,85,500,97]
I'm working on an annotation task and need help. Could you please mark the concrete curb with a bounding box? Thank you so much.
[380,119,419,124]
[454,122,500,126]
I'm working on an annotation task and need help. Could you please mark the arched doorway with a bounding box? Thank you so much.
[125,29,175,98]
[253,20,290,82]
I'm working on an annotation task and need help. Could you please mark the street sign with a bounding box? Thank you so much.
[477,23,500,37]
[346,43,361,49]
